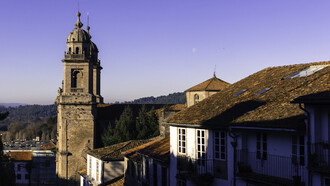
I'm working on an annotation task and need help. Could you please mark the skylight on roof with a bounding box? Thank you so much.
[234,89,248,96]
[256,87,272,95]
[286,65,329,78]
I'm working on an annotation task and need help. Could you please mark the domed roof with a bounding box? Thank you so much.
[90,41,98,53]
[67,28,90,43]
[66,12,91,43]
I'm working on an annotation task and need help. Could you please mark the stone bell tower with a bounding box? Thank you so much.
[55,12,103,183]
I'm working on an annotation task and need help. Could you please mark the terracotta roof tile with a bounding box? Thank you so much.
[78,169,87,176]
[88,139,153,161]
[185,75,230,92]
[5,151,32,161]
[122,137,163,161]
[166,61,330,130]
[107,175,124,186]
[138,136,170,163]
[39,141,56,150]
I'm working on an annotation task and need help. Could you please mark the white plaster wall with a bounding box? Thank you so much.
[170,126,178,186]
[15,162,29,184]
[103,161,124,183]
[187,128,196,158]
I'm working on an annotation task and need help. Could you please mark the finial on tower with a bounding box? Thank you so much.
[213,65,217,78]
[75,12,83,28]
[86,12,90,33]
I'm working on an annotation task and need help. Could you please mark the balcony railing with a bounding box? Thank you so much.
[177,156,213,176]
[310,142,330,172]
[237,149,306,185]
[64,52,87,60]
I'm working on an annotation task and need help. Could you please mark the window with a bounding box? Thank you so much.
[325,177,330,186]
[161,167,167,186]
[197,129,206,166]
[96,160,99,181]
[25,174,29,180]
[89,156,92,177]
[194,94,199,104]
[153,163,157,186]
[145,159,150,183]
[256,87,272,95]
[292,135,305,166]
[286,65,329,78]
[17,164,21,171]
[234,89,248,96]
[17,174,21,180]
[257,133,267,160]
[178,128,186,154]
[214,131,226,160]
[68,47,71,53]
[76,47,79,54]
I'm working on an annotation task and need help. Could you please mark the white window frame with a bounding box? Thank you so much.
[257,133,267,160]
[89,156,92,177]
[197,129,206,166]
[214,131,226,160]
[178,128,186,155]
[96,159,99,181]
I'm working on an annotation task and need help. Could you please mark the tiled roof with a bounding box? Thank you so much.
[5,151,32,161]
[185,75,230,92]
[88,139,153,161]
[78,169,87,176]
[138,136,170,163]
[107,175,124,186]
[292,91,330,104]
[122,137,163,162]
[39,141,56,150]
[166,61,330,130]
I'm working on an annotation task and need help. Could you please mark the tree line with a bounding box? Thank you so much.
[102,105,160,146]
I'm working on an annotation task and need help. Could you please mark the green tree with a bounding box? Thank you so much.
[148,107,160,137]
[102,106,136,146]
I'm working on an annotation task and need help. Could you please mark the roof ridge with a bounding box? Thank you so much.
[100,141,132,159]
[204,77,216,90]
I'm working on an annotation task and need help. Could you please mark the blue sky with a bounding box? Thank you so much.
[1,0,330,104]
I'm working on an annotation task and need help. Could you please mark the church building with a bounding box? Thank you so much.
[55,12,103,183]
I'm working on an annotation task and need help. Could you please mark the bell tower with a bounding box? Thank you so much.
[55,12,103,183]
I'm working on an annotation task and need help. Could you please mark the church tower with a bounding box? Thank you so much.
[55,12,103,183]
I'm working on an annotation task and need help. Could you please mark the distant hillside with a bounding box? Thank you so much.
[0,103,28,107]
[0,104,57,131]
[122,92,186,104]
[0,92,186,131]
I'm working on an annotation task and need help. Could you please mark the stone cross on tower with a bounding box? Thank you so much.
[55,12,103,184]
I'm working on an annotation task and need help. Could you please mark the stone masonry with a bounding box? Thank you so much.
[55,12,103,184]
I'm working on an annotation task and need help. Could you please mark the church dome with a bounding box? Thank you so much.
[90,41,98,53]
[66,12,91,43]
[67,28,90,43]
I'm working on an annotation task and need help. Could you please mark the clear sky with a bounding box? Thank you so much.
[1,0,330,104]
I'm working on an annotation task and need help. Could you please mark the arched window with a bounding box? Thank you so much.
[71,71,79,88]
[76,47,79,54]
[68,47,71,54]
[194,94,199,104]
